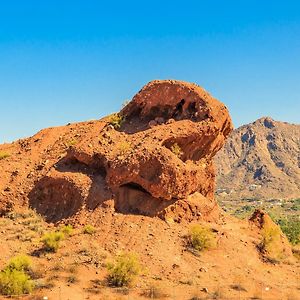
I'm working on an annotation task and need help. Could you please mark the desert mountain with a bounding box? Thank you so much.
[215,117,300,202]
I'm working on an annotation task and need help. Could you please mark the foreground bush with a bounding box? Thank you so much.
[0,269,34,295]
[0,255,34,296]
[107,252,141,287]
[188,224,216,251]
[6,254,31,272]
[41,231,64,252]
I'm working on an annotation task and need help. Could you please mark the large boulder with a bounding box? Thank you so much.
[29,80,233,222]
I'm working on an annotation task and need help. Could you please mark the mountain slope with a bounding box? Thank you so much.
[215,117,300,201]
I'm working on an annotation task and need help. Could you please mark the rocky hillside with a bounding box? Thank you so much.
[215,117,300,202]
[0,82,298,299]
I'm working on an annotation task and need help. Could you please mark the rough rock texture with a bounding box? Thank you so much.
[2,80,233,222]
[215,117,300,201]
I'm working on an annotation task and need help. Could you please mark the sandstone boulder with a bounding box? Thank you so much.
[29,80,233,222]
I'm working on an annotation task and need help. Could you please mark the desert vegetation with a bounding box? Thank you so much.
[187,224,216,252]
[60,224,74,236]
[107,252,141,287]
[219,197,300,248]
[0,255,34,296]
[170,143,183,158]
[108,113,124,129]
[83,224,96,235]
[41,231,65,252]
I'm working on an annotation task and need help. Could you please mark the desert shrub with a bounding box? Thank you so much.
[278,219,300,245]
[260,225,284,261]
[0,151,10,160]
[6,255,31,272]
[60,224,73,236]
[0,255,34,296]
[188,225,216,251]
[41,231,64,252]
[108,113,124,129]
[170,143,183,158]
[83,224,96,235]
[0,269,34,295]
[107,252,141,287]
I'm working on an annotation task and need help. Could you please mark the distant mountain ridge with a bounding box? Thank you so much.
[215,117,300,201]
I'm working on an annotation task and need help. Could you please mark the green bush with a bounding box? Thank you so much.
[60,224,73,236]
[6,255,31,272]
[107,252,141,287]
[188,225,216,251]
[278,219,300,245]
[41,231,65,252]
[0,255,34,296]
[0,269,34,295]
[291,198,300,211]
[83,224,96,235]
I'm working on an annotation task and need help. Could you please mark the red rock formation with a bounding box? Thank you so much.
[29,80,233,222]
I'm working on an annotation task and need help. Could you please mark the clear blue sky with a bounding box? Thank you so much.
[1,1,300,143]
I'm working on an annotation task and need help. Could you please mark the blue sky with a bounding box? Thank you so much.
[1,1,300,143]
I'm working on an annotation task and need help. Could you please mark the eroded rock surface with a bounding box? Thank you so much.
[29,80,233,222]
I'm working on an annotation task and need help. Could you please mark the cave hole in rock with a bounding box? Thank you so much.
[120,182,151,194]
[115,182,174,217]
[172,99,185,119]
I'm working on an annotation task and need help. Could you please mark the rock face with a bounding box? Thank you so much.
[215,117,300,201]
[28,80,233,222]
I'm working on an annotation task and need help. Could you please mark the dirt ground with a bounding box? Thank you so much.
[0,207,299,300]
